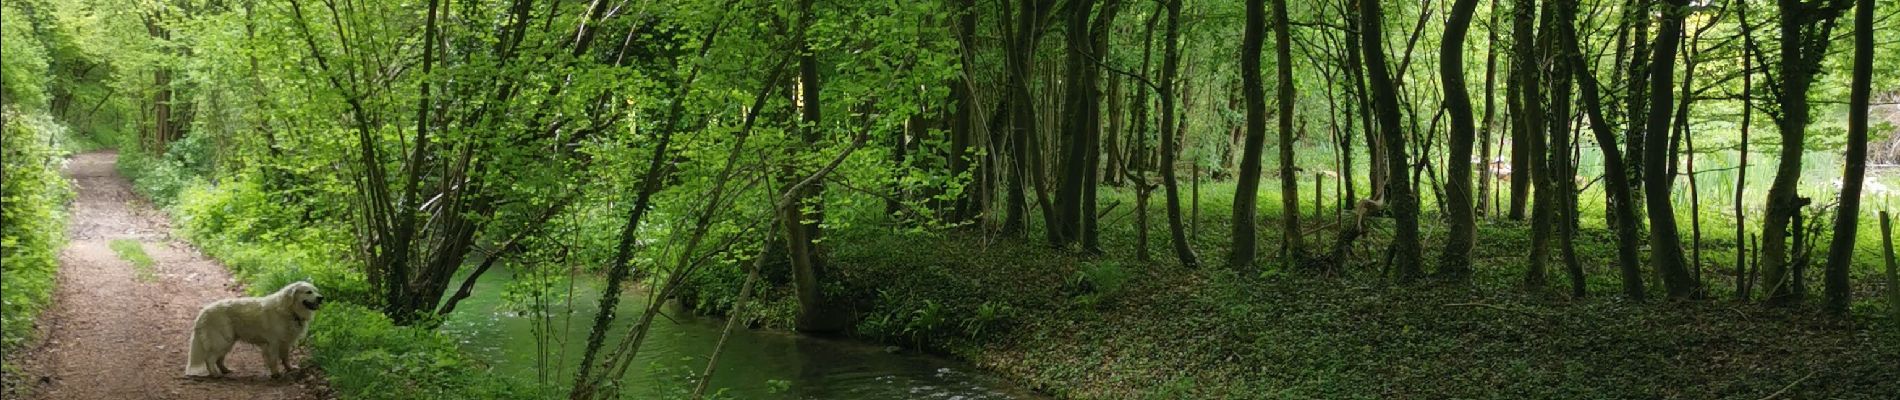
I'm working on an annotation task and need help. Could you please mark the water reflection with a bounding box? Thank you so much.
[438,267,1040,399]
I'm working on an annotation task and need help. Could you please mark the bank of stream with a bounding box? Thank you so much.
[438,267,1043,399]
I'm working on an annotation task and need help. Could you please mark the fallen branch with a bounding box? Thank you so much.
[1758,370,1815,400]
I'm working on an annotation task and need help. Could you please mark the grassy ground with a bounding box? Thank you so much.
[107,239,157,282]
[789,182,1900,399]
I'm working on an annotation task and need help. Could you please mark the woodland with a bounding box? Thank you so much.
[4,0,1900,398]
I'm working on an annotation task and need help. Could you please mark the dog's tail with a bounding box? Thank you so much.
[184,326,210,376]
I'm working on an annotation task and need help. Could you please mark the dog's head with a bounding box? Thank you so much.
[282,281,324,311]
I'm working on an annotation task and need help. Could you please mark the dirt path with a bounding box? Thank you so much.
[14,152,327,399]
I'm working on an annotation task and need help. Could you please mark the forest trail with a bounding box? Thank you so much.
[13,152,328,400]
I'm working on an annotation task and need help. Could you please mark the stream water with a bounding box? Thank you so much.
[438,267,1042,399]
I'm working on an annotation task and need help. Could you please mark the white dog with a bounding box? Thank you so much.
[184,281,323,378]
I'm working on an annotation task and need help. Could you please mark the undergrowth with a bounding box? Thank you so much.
[0,109,74,396]
[685,182,1900,399]
[121,154,533,399]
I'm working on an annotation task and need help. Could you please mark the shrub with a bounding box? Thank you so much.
[116,133,215,208]
[1,109,72,355]
[1069,260,1132,306]
[306,303,533,399]
[128,166,525,399]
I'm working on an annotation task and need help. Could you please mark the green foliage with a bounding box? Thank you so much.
[116,134,214,208]
[131,166,518,398]
[107,239,156,282]
[172,179,367,301]
[1067,260,1132,306]
[20,0,1900,396]
[960,300,1013,338]
[1,2,52,109]
[0,108,73,363]
[903,299,948,341]
[305,303,533,400]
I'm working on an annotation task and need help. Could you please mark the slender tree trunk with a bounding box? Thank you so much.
[1081,0,1121,254]
[1193,164,1201,238]
[1270,0,1302,262]
[1561,1,1644,300]
[1642,0,1697,299]
[1544,0,1581,297]
[1624,0,1651,230]
[690,241,768,400]
[1736,0,1756,301]
[1105,74,1125,187]
[1507,0,1538,222]
[1438,0,1479,278]
[948,0,979,222]
[1330,38,1358,210]
[1002,0,1053,236]
[1359,0,1422,282]
[1133,9,1159,263]
[1342,0,1382,202]
[1160,0,1199,267]
[1477,0,1501,218]
[1678,23,1704,294]
[1514,0,1551,287]
[1232,0,1270,267]
[1824,0,1874,313]
[1882,211,1900,319]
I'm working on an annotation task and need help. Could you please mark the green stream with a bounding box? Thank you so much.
[439,267,1042,399]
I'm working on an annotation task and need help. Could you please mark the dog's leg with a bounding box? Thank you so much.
[276,341,294,375]
[204,333,235,378]
[261,341,285,379]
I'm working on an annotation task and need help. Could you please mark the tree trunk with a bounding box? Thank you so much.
[1081,0,1122,254]
[1341,0,1382,202]
[1560,0,1644,300]
[1641,0,1697,299]
[1055,0,1097,246]
[1824,0,1873,314]
[1736,0,1757,301]
[1514,0,1550,288]
[1477,0,1501,218]
[1438,0,1479,278]
[1543,0,1582,297]
[1105,74,1125,187]
[1677,21,1705,294]
[1624,0,1651,230]
[1270,0,1303,262]
[785,0,843,332]
[1160,0,1199,268]
[1232,0,1269,267]
[1761,0,1849,304]
[1506,0,1538,222]
[948,0,979,222]
[1002,0,1055,235]
[1359,0,1422,282]
[1881,211,1900,319]
[1133,8,1159,263]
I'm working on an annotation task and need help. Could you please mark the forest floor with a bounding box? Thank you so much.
[814,195,1900,399]
[7,152,330,400]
